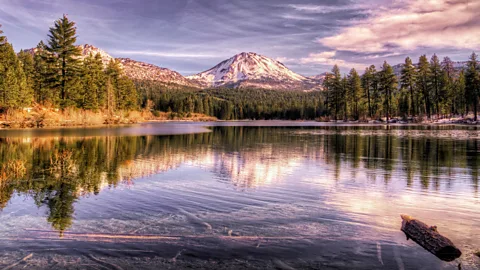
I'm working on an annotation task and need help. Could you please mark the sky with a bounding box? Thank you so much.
[1,0,479,76]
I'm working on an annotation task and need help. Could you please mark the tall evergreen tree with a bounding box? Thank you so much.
[324,65,342,120]
[341,75,348,121]
[400,57,417,116]
[441,57,455,115]
[106,59,138,111]
[17,50,35,96]
[465,52,480,121]
[430,54,442,118]
[32,41,54,104]
[455,70,466,116]
[417,55,431,118]
[0,43,31,112]
[379,61,397,121]
[362,66,373,118]
[46,15,82,108]
[80,53,106,110]
[348,68,363,120]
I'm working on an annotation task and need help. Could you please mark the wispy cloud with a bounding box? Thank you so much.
[301,51,367,70]
[319,0,480,53]
[111,50,219,59]
[286,3,368,14]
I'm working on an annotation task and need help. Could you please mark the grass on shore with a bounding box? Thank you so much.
[0,107,146,128]
[150,111,217,122]
[0,107,217,128]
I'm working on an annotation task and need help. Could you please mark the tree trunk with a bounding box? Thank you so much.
[410,84,415,116]
[62,56,66,103]
[400,215,462,262]
[474,96,478,121]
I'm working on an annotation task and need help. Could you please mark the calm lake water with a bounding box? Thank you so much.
[0,122,479,269]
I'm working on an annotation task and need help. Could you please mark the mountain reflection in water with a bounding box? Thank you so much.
[0,124,479,269]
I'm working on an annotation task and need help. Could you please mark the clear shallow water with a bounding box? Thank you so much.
[0,122,479,269]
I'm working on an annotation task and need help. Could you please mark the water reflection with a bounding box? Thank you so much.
[0,126,479,237]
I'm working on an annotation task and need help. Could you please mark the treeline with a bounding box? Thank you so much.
[0,15,138,114]
[324,54,480,121]
[136,80,326,120]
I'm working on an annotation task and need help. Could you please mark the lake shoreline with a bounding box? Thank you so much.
[2,119,479,129]
[0,107,480,129]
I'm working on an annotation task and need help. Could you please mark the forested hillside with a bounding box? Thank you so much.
[136,80,325,120]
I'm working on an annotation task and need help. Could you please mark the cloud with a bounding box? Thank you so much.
[287,3,368,14]
[318,0,480,53]
[300,51,367,70]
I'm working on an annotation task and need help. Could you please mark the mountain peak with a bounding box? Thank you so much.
[187,52,308,89]
[78,44,114,66]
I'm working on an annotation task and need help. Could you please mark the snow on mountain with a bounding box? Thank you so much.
[187,52,317,90]
[78,44,115,67]
[118,58,198,87]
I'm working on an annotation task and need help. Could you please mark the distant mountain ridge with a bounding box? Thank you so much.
[22,44,197,87]
[25,45,324,90]
[118,58,199,87]
[29,44,472,90]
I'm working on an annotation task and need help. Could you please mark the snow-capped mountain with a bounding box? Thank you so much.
[187,52,319,90]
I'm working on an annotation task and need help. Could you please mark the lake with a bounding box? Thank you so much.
[0,122,479,269]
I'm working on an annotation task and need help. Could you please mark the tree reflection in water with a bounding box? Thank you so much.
[0,126,478,235]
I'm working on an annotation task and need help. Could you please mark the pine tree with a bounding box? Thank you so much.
[455,70,466,116]
[46,15,82,108]
[0,43,31,113]
[429,54,442,118]
[17,50,35,97]
[417,55,431,118]
[400,57,417,116]
[106,59,138,111]
[80,53,98,109]
[32,41,53,104]
[341,75,348,121]
[93,53,106,107]
[379,61,397,121]
[441,57,455,115]
[329,65,342,120]
[348,68,363,120]
[465,52,480,121]
[80,53,106,110]
[362,65,376,118]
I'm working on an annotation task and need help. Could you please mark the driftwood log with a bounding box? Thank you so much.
[401,215,462,262]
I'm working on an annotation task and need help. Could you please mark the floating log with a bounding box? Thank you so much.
[400,215,462,262]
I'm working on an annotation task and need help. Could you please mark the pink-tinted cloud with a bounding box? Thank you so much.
[319,0,480,53]
[301,51,367,70]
